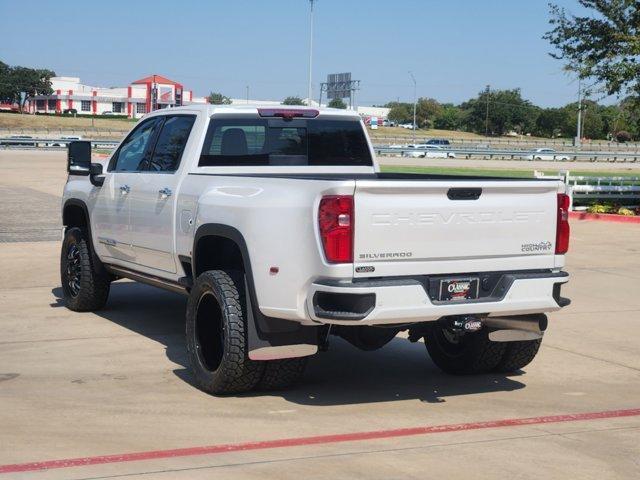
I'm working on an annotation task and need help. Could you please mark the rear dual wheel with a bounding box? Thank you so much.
[424,322,541,374]
[186,270,307,395]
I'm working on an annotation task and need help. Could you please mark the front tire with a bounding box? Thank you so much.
[494,339,542,373]
[424,322,506,374]
[60,227,110,311]
[186,270,264,395]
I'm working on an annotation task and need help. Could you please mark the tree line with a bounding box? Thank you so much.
[0,60,55,112]
[382,89,640,141]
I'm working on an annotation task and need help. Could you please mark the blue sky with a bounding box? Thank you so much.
[0,0,602,107]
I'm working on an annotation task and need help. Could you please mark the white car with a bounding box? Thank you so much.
[524,148,570,161]
[399,123,417,130]
[60,104,570,395]
[402,144,456,158]
[47,135,82,148]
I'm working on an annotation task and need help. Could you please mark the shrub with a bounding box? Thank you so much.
[615,131,633,143]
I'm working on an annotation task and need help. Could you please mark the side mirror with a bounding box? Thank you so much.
[67,141,92,175]
[89,163,105,187]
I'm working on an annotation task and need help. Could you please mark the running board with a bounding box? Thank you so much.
[105,265,188,296]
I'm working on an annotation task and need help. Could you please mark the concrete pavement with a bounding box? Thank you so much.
[0,151,639,479]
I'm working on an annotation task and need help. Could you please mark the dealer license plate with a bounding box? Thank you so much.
[438,278,479,302]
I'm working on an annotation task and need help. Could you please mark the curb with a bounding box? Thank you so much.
[569,211,640,224]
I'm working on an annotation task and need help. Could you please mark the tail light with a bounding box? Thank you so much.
[556,193,570,254]
[319,195,353,263]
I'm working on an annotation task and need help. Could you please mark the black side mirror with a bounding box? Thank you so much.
[67,141,92,175]
[89,163,105,187]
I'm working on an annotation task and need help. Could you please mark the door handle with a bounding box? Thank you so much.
[119,184,130,195]
[159,187,172,198]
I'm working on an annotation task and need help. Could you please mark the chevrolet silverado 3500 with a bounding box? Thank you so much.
[61,105,570,394]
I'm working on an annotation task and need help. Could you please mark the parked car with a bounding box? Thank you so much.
[402,144,456,158]
[63,108,78,115]
[47,135,83,148]
[60,104,570,395]
[426,138,451,146]
[382,120,397,127]
[399,123,417,130]
[101,111,114,116]
[524,148,570,161]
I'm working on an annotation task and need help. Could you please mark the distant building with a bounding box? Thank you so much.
[25,74,389,120]
[28,74,205,118]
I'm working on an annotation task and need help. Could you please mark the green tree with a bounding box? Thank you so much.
[461,88,534,136]
[327,97,347,109]
[282,96,305,106]
[385,102,413,124]
[433,104,465,130]
[545,1,640,98]
[0,61,12,103]
[415,97,442,128]
[207,92,231,105]
[557,100,608,139]
[0,62,55,112]
[534,108,569,138]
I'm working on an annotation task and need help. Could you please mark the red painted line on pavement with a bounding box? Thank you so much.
[1,408,639,474]
[569,211,640,224]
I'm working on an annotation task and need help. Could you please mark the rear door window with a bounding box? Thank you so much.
[199,116,372,167]
[144,115,196,172]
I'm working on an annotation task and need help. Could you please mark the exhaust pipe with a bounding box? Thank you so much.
[484,313,547,342]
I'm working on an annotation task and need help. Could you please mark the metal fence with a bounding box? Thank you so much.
[535,171,640,208]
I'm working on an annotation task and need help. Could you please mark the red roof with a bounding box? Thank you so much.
[131,74,181,86]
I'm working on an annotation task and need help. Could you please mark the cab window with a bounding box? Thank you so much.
[110,118,162,172]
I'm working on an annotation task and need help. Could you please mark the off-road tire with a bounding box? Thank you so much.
[494,339,542,373]
[424,323,507,374]
[186,270,264,395]
[60,227,110,311]
[257,357,308,391]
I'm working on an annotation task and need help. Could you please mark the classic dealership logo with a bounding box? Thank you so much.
[448,281,471,294]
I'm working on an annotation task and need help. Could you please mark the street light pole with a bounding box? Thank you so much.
[485,84,490,137]
[409,71,417,144]
[575,77,582,147]
[307,0,315,106]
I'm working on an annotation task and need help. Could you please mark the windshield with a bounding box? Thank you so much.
[199,116,372,167]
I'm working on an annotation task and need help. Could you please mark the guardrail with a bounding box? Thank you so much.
[374,146,640,163]
[369,134,640,151]
[3,137,640,164]
[0,138,119,149]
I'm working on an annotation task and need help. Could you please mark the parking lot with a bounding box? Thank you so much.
[1,151,639,479]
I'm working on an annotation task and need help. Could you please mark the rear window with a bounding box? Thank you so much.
[199,117,372,167]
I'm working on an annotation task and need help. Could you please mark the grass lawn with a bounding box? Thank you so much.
[0,112,134,131]
[381,165,640,178]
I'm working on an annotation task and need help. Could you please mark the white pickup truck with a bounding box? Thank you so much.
[61,105,570,395]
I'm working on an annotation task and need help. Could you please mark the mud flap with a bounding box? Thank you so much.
[245,278,319,360]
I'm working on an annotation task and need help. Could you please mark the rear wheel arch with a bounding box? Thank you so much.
[193,224,252,279]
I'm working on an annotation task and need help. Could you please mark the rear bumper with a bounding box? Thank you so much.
[307,271,569,326]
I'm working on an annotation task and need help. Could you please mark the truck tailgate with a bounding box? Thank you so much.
[353,179,561,277]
